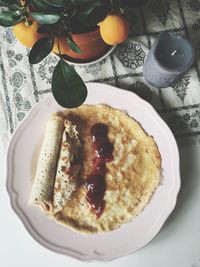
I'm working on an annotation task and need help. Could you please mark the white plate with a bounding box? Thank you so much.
[6,83,180,261]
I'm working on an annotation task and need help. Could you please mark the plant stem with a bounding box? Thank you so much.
[57,37,62,58]
[110,0,120,13]
[21,0,27,7]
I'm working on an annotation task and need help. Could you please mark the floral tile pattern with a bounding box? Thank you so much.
[171,75,190,102]
[117,42,146,70]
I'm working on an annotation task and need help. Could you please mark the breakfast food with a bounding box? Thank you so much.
[29,116,81,213]
[29,105,161,234]
[29,115,64,213]
[53,120,82,213]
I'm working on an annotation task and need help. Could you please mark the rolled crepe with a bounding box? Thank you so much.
[29,115,64,213]
[53,120,82,213]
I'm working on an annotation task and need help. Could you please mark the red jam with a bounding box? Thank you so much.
[85,123,114,218]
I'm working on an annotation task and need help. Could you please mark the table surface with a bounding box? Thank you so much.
[1,139,200,267]
[1,1,200,265]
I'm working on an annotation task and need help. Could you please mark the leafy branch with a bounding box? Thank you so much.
[0,0,132,108]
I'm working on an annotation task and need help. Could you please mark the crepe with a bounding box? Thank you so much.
[30,105,161,234]
[52,105,161,233]
[29,115,64,213]
[53,120,82,213]
[29,116,81,214]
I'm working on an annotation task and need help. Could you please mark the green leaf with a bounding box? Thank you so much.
[31,0,65,9]
[122,7,136,25]
[37,24,51,34]
[29,0,54,10]
[66,36,83,54]
[52,59,87,108]
[0,10,22,27]
[78,0,104,22]
[69,0,93,4]
[0,0,20,8]
[111,0,120,10]
[43,0,65,7]
[86,3,111,26]
[119,0,149,7]
[30,12,60,24]
[29,37,54,64]
[12,8,25,15]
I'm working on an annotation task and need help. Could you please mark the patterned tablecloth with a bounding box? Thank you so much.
[1,0,200,149]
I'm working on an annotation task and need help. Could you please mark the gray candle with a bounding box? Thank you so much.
[143,32,195,88]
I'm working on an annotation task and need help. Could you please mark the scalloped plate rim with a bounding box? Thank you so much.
[6,82,181,261]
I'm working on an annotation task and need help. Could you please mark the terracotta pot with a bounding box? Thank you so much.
[53,29,110,62]
[68,29,109,60]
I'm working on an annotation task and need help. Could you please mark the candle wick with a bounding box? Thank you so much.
[171,50,177,56]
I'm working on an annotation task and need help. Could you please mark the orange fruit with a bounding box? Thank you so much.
[99,14,129,45]
[52,37,70,55]
[13,20,43,48]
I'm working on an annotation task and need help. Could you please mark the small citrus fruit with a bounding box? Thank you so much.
[13,20,43,48]
[99,15,129,45]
